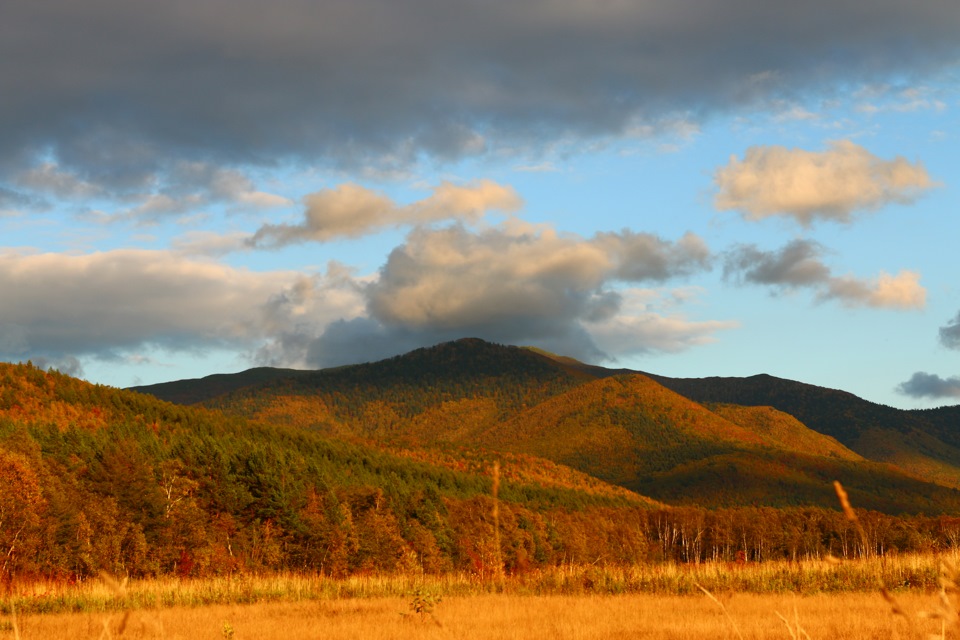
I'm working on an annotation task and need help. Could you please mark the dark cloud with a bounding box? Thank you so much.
[940,312,960,350]
[0,186,44,212]
[724,239,831,286]
[302,317,608,370]
[896,372,960,400]
[723,240,925,309]
[2,0,959,182]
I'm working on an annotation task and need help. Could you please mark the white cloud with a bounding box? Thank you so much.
[249,179,522,246]
[586,288,738,357]
[824,270,926,310]
[714,140,937,225]
[0,249,363,363]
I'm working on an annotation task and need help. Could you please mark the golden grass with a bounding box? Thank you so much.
[5,592,950,640]
[3,553,952,616]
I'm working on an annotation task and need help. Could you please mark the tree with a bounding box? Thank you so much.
[0,449,45,580]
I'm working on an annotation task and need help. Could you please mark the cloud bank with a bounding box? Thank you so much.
[0,222,729,373]
[714,141,936,224]
[252,222,726,368]
[723,240,925,309]
[0,250,364,363]
[3,0,959,187]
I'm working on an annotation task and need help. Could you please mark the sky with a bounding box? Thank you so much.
[2,0,960,409]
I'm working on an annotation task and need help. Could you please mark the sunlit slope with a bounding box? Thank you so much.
[707,404,862,461]
[199,338,599,443]
[479,373,960,511]
[650,373,960,489]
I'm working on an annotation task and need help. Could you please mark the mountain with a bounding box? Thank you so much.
[647,373,960,489]
[132,338,960,514]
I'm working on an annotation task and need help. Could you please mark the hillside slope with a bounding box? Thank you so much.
[0,361,663,580]
[649,373,960,489]
[132,339,960,514]
[479,373,960,512]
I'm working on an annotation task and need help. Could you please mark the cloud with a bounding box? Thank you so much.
[0,186,43,213]
[585,288,739,358]
[714,140,936,224]
[91,161,292,222]
[282,222,722,367]
[823,270,926,309]
[249,180,522,246]
[0,223,727,373]
[367,222,711,328]
[723,239,831,286]
[0,250,364,364]
[724,239,925,309]
[896,372,960,400]
[940,312,960,350]
[172,231,253,257]
[2,0,959,183]
[28,355,84,378]
[14,163,102,200]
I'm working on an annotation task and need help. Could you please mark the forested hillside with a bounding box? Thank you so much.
[137,339,960,514]
[6,360,960,583]
[0,361,654,580]
[649,373,960,489]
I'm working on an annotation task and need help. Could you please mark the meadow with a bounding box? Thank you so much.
[3,554,958,639]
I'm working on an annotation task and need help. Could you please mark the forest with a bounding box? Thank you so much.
[5,359,960,586]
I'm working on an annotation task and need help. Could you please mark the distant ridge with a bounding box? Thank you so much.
[129,366,312,405]
[647,372,960,489]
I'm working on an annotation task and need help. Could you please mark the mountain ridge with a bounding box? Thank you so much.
[130,338,960,513]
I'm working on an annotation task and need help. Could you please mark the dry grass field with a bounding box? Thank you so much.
[4,549,959,639]
[5,592,952,640]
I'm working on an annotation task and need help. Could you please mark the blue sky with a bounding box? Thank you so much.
[2,1,960,408]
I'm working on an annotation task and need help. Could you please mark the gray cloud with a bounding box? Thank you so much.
[301,317,608,369]
[896,372,960,400]
[940,312,960,350]
[29,355,84,378]
[0,186,44,212]
[714,141,937,225]
[280,222,724,367]
[0,224,729,373]
[0,250,364,364]
[2,0,959,185]
[724,239,925,309]
[366,223,711,330]
[723,239,832,286]
[88,161,291,222]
